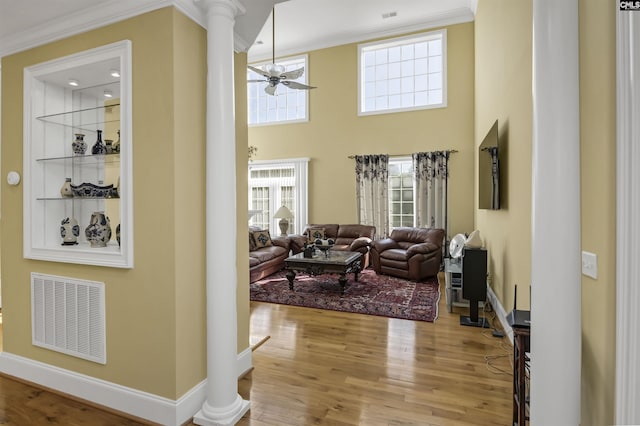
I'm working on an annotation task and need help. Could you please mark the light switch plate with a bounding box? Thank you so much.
[581,251,598,279]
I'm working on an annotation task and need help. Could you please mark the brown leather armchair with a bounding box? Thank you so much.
[370,227,445,281]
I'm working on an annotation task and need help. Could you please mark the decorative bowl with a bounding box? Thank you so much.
[70,182,114,198]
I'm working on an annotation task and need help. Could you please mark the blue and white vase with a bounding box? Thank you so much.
[60,217,80,245]
[91,130,107,155]
[85,211,112,248]
[72,133,86,155]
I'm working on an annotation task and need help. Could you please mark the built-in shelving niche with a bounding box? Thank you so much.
[23,41,133,268]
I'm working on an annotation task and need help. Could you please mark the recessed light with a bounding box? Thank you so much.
[103,90,113,98]
[110,69,120,78]
[68,79,79,87]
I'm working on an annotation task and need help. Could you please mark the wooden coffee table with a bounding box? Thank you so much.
[284,250,363,294]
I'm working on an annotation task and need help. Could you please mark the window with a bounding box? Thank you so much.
[248,158,309,234]
[388,157,415,229]
[247,55,309,126]
[358,30,446,115]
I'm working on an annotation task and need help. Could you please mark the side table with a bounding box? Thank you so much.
[444,257,465,313]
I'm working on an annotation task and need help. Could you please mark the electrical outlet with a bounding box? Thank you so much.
[581,251,598,279]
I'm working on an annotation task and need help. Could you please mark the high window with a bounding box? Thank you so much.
[358,30,446,115]
[248,158,309,234]
[247,55,309,126]
[388,157,415,229]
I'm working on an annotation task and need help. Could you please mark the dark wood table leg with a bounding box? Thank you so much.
[286,270,296,291]
[338,273,347,294]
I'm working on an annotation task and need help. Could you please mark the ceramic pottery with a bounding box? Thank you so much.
[116,223,121,247]
[85,211,112,248]
[60,217,80,245]
[70,182,114,198]
[91,130,107,155]
[72,133,87,155]
[60,178,73,197]
[112,130,120,153]
[105,139,113,154]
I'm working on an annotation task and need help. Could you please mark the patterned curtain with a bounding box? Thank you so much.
[355,154,389,239]
[412,151,450,234]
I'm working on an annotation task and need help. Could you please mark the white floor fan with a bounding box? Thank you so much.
[247,6,316,96]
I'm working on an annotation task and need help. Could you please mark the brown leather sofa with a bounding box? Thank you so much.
[249,226,297,283]
[370,227,445,281]
[292,224,376,267]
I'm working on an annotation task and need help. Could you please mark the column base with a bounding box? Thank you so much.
[193,395,250,426]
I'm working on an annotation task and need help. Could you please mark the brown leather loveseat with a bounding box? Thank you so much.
[370,227,445,281]
[292,224,376,267]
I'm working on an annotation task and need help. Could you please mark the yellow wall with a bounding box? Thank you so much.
[0,8,217,400]
[578,0,616,424]
[474,0,533,312]
[249,23,476,237]
[235,52,251,354]
[172,10,208,396]
[475,1,616,424]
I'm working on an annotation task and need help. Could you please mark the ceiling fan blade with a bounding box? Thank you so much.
[280,67,305,80]
[247,79,268,83]
[282,81,317,90]
[248,65,270,78]
[264,84,278,96]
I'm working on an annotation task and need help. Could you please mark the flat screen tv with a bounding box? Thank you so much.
[479,120,500,210]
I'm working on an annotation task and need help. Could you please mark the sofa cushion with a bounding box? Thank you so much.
[251,230,272,249]
[249,245,287,263]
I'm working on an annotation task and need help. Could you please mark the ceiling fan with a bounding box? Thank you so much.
[247,7,316,96]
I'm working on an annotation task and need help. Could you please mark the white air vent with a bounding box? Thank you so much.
[31,273,106,364]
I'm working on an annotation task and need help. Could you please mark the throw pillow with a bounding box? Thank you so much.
[249,232,257,251]
[251,230,272,249]
[307,227,325,242]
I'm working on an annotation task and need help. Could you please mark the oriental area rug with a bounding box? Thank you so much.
[250,268,440,322]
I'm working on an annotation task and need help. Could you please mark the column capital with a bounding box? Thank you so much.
[194,0,246,18]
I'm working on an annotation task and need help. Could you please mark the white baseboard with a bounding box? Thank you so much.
[0,348,253,425]
[486,284,514,344]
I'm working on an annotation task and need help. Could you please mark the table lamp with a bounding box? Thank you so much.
[273,205,293,236]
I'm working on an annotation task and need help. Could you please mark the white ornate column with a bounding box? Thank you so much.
[193,0,249,425]
[531,0,581,424]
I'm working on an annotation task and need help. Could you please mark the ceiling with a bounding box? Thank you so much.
[0,0,476,60]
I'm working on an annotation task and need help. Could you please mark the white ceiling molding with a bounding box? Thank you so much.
[0,0,174,57]
[0,0,274,58]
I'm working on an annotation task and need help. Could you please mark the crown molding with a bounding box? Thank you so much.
[248,7,474,62]
[0,0,263,58]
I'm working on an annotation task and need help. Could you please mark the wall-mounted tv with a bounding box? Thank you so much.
[479,119,500,210]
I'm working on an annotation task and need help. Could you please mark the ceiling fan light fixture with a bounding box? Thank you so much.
[264,63,285,75]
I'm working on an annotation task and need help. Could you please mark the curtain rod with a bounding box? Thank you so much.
[347,150,458,159]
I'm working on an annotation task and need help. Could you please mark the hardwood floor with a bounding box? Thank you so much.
[0,274,514,425]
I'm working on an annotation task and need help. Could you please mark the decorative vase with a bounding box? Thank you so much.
[60,178,73,197]
[85,211,112,248]
[72,133,86,155]
[112,130,120,153]
[91,129,107,155]
[116,223,121,247]
[105,139,113,154]
[60,217,80,245]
